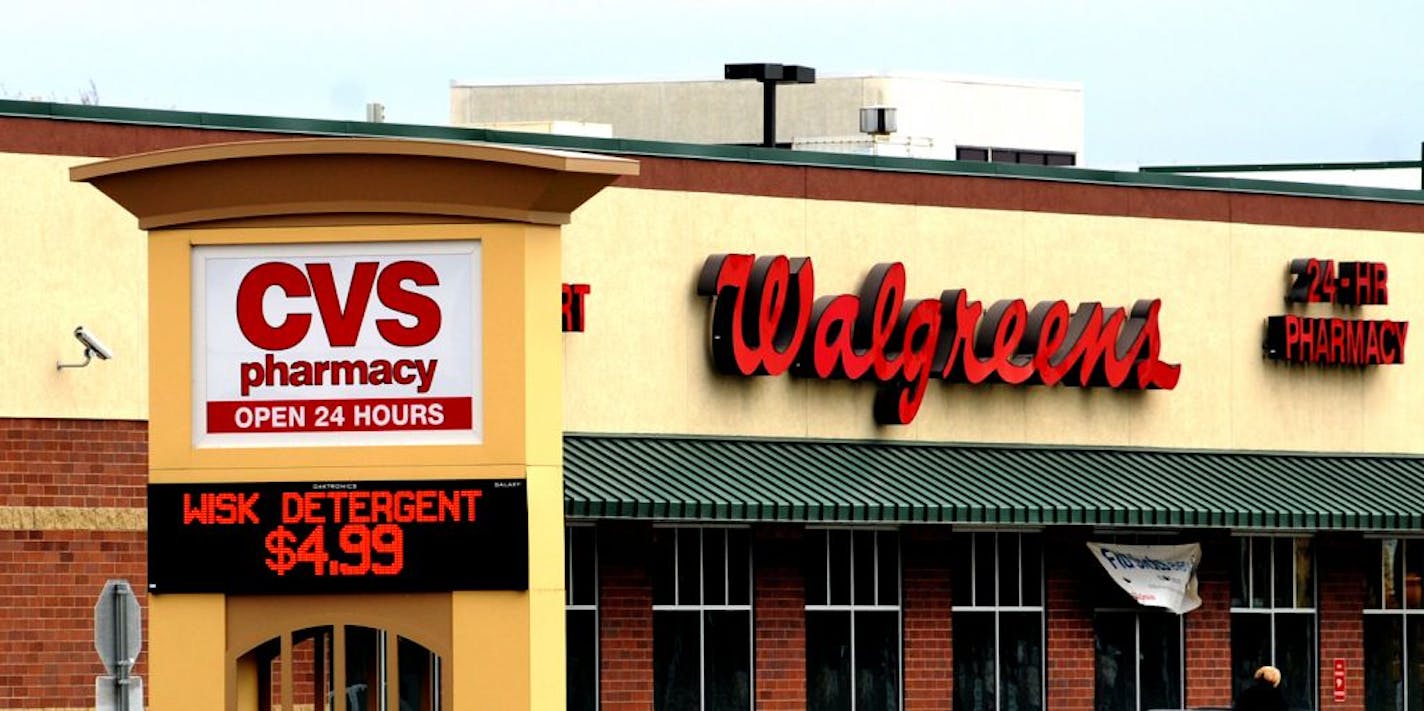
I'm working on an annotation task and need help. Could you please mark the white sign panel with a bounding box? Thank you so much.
[193,241,482,447]
[1087,542,1202,614]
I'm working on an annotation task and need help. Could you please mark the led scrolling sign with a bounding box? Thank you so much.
[697,254,1182,425]
[148,479,528,595]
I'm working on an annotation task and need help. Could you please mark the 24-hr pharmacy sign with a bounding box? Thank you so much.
[193,241,482,447]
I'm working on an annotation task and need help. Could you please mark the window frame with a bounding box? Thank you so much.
[804,526,903,711]
[565,522,599,711]
[1362,537,1424,711]
[950,529,1047,711]
[1229,534,1318,711]
[650,524,755,711]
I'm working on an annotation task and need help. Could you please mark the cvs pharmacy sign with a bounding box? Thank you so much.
[194,241,482,447]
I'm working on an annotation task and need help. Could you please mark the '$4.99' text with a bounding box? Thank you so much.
[264,523,405,576]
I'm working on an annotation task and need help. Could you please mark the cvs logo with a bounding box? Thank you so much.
[236,261,442,350]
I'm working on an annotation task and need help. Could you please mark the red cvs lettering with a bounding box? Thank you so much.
[696,254,1181,425]
[236,260,442,350]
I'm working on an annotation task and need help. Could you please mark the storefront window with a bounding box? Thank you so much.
[1364,538,1424,711]
[1094,610,1183,711]
[951,532,1044,711]
[805,529,902,711]
[1231,536,1316,711]
[652,527,753,711]
[566,525,598,711]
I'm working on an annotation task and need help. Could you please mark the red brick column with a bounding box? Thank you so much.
[754,525,806,710]
[1046,536,1094,711]
[600,523,653,711]
[904,527,952,711]
[1318,535,1364,711]
[1186,539,1233,709]
[0,418,148,711]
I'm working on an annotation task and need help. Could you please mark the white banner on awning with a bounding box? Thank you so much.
[1087,542,1202,614]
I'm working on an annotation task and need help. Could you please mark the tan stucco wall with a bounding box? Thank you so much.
[0,153,147,420]
[562,187,1423,453]
[5,148,1418,454]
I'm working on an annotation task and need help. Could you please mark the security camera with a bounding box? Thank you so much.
[75,327,113,360]
[58,326,114,370]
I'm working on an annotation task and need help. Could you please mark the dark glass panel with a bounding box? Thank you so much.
[999,534,1021,608]
[854,531,877,607]
[990,149,1018,163]
[705,529,727,606]
[951,535,974,607]
[706,610,752,711]
[1019,152,1047,165]
[569,526,597,606]
[1020,536,1043,607]
[727,528,751,607]
[678,529,702,606]
[1231,614,1271,699]
[953,612,995,711]
[1139,612,1183,711]
[1408,617,1424,711]
[1407,541,1424,610]
[807,611,852,711]
[1000,612,1043,711]
[1293,538,1314,608]
[345,626,381,711]
[654,611,701,711]
[398,636,436,711]
[975,534,996,606]
[878,531,900,607]
[1274,538,1293,608]
[567,611,597,711]
[1364,615,1403,711]
[1276,612,1315,711]
[807,531,829,606]
[855,612,901,711]
[653,528,676,606]
[829,530,852,606]
[957,147,989,162]
[1046,153,1075,166]
[1095,612,1135,711]
[1251,539,1271,608]
[1231,538,1250,608]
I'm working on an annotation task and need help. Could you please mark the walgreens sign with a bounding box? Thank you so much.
[193,242,481,447]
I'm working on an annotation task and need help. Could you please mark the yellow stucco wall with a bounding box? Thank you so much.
[561,188,1423,453]
[0,153,147,420]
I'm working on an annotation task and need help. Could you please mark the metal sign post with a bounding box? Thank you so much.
[94,579,143,711]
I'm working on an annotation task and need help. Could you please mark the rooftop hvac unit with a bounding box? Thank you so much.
[860,106,897,136]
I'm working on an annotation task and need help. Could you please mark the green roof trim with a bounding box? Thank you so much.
[1143,160,1424,174]
[4,99,1424,205]
[563,433,1424,530]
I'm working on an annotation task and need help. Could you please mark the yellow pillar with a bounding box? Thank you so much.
[71,138,636,711]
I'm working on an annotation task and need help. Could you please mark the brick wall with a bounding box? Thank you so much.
[754,525,806,710]
[904,527,952,711]
[1318,535,1364,711]
[1046,536,1094,711]
[1186,538,1233,709]
[0,418,148,711]
[599,523,653,710]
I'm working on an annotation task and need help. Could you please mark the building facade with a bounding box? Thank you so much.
[2,99,1424,711]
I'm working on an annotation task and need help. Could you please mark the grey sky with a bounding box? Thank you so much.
[6,0,1421,168]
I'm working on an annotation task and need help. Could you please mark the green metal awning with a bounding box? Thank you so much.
[563,433,1424,531]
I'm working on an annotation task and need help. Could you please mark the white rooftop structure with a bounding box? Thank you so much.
[450,72,1084,164]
